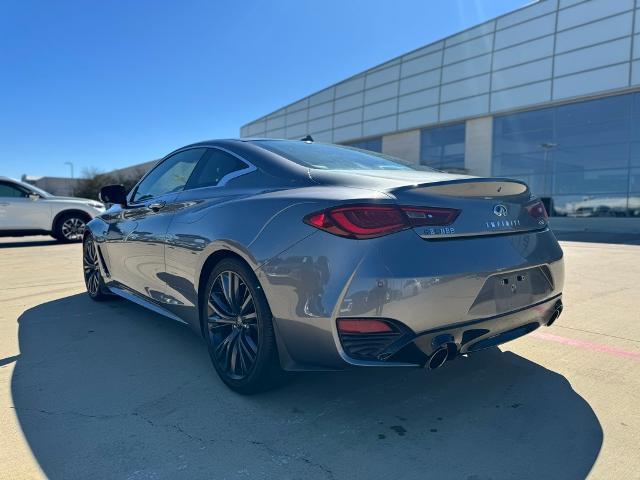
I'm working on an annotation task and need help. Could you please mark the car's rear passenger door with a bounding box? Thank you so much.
[104,148,207,301]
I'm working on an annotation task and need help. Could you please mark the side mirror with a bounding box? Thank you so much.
[28,193,40,201]
[99,184,128,206]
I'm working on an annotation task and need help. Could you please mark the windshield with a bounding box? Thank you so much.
[254,140,436,172]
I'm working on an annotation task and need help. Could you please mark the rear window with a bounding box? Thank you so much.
[254,140,434,172]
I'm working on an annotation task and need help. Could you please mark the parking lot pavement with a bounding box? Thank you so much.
[0,236,639,480]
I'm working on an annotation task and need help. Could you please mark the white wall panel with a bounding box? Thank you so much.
[310,130,332,142]
[363,115,396,136]
[365,65,400,88]
[497,0,558,29]
[554,38,631,77]
[399,69,441,95]
[401,51,442,77]
[334,92,363,112]
[364,98,398,120]
[335,77,364,98]
[247,121,266,135]
[556,12,633,53]
[286,98,308,113]
[333,124,362,142]
[398,87,439,112]
[308,101,332,119]
[441,54,491,83]
[494,14,556,50]
[491,80,551,111]
[265,128,285,138]
[440,95,489,122]
[285,123,307,138]
[364,82,398,103]
[285,109,307,126]
[557,0,633,31]
[443,34,493,64]
[446,21,494,46]
[493,36,554,70]
[308,116,332,133]
[334,108,362,127]
[402,41,444,61]
[266,115,285,130]
[441,74,490,102]
[491,58,552,91]
[398,106,438,130]
[631,60,640,85]
[553,63,630,99]
[308,88,334,106]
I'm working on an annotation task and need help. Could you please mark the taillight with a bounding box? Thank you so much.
[337,318,394,334]
[304,204,460,239]
[526,200,548,219]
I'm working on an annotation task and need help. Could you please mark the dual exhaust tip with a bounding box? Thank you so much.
[426,342,457,370]
[547,301,564,327]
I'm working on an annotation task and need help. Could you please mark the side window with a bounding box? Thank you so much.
[186,148,250,189]
[132,148,205,203]
[0,182,28,198]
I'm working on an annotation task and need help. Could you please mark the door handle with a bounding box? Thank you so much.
[148,201,166,212]
[0,202,9,206]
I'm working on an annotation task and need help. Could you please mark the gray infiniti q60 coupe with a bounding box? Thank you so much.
[84,139,564,393]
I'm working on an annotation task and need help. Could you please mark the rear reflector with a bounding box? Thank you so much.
[304,204,460,239]
[337,318,394,334]
[526,200,548,220]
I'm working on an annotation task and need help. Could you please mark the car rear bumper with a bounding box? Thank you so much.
[258,227,564,371]
[338,294,562,367]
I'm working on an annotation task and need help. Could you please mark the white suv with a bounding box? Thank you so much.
[0,176,105,242]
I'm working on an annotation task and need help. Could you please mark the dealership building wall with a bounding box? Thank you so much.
[241,0,640,233]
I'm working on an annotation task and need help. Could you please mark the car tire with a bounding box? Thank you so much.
[83,235,112,301]
[53,212,89,243]
[202,258,283,394]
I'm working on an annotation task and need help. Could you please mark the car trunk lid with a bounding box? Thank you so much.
[308,170,547,239]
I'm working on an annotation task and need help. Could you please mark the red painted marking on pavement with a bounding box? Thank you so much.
[530,331,640,362]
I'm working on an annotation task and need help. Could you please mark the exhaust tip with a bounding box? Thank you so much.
[426,346,449,370]
[547,301,564,327]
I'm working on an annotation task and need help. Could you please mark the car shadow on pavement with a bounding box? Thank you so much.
[12,293,602,480]
[0,238,59,248]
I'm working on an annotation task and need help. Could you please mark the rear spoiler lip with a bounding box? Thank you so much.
[388,176,530,195]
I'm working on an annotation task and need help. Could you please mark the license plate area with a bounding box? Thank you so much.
[468,266,554,316]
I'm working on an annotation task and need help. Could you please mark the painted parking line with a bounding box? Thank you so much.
[530,331,640,362]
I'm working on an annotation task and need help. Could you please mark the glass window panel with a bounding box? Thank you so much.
[494,108,554,135]
[345,137,382,152]
[552,142,630,171]
[630,168,640,193]
[420,123,465,171]
[553,169,629,195]
[556,94,631,127]
[551,194,630,218]
[555,119,630,149]
[493,153,547,176]
[630,142,640,167]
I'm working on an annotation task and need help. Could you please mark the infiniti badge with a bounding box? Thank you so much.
[493,204,508,217]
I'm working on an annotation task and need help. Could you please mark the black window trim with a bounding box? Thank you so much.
[127,145,256,206]
[183,146,257,193]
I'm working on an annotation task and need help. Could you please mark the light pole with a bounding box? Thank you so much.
[64,162,75,196]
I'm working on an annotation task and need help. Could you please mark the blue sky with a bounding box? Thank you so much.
[0,0,526,179]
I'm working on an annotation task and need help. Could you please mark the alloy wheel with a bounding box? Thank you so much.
[207,270,259,380]
[83,238,101,296]
[62,217,86,241]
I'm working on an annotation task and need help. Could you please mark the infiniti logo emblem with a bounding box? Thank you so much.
[493,204,508,217]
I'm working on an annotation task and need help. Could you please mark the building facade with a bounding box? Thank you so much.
[241,0,640,233]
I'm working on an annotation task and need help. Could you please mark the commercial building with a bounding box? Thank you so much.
[241,0,640,233]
